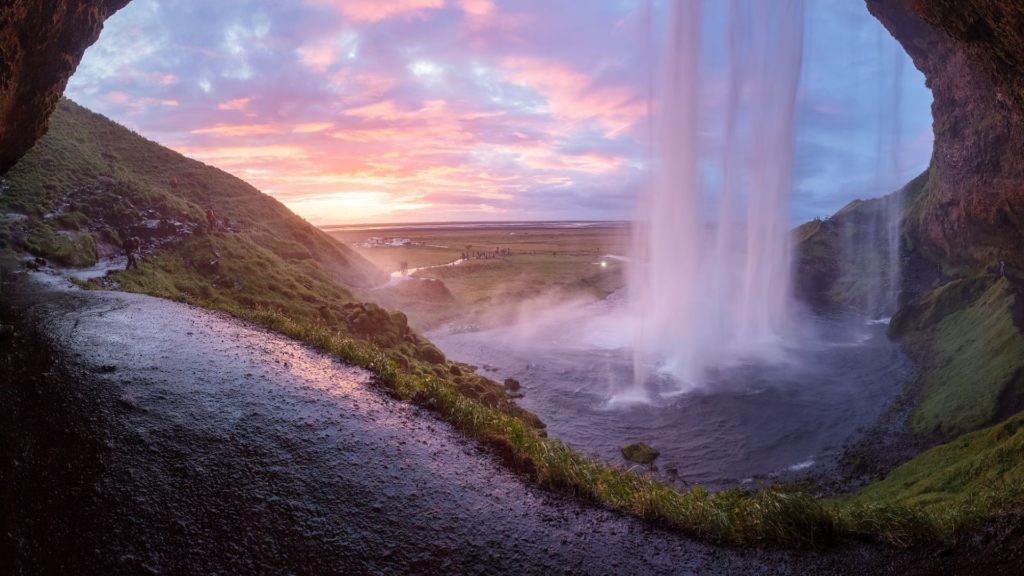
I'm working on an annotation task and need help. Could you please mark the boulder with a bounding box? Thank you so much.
[620,443,660,465]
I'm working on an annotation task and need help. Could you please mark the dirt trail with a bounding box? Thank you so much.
[0,272,989,575]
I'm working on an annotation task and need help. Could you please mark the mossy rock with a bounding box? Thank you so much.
[621,442,660,465]
[503,377,521,392]
[391,353,410,371]
[416,343,446,364]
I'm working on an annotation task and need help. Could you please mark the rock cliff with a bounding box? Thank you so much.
[0,0,129,173]
[866,0,1024,273]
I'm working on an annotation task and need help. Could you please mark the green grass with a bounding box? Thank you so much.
[22,218,97,266]
[355,245,463,273]
[187,302,955,548]
[841,411,1024,531]
[344,225,628,330]
[891,276,1024,437]
[331,224,629,261]
[427,253,621,301]
[370,249,624,331]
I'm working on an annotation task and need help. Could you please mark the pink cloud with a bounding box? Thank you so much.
[458,0,494,17]
[191,124,281,136]
[293,122,335,133]
[104,90,179,113]
[217,97,253,111]
[307,0,445,23]
[104,90,131,104]
[70,0,653,223]
[296,39,337,72]
[501,57,645,138]
[328,71,399,103]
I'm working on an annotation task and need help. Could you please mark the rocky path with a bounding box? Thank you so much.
[0,273,980,575]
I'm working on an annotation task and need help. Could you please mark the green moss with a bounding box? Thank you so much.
[23,221,97,266]
[621,443,660,465]
[896,277,1024,436]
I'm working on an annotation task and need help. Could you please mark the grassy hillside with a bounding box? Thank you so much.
[793,169,933,313]
[843,411,1024,523]
[795,164,1024,440]
[891,276,1024,437]
[0,99,383,286]
[839,277,1024,526]
[0,99,540,428]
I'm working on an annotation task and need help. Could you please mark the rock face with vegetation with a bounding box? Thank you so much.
[865,0,1024,273]
[792,4,1024,519]
[793,171,940,314]
[0,0,129,173]
[798,4,1024,442]
[893,276,1024,437]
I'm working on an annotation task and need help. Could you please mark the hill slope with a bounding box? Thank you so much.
[0,99,384,287]
[0,99,542,430]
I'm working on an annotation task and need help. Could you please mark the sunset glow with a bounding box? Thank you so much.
[66,0,933,225]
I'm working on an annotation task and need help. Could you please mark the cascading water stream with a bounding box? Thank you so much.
[629,0,805,397]
[838,32,907,319]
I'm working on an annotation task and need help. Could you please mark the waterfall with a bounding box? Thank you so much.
[837,30,906,318]
[629,0,805,396]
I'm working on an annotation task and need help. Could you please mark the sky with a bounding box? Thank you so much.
[66,0,934,225]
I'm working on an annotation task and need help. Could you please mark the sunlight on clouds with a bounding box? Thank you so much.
[103,90,179,113]
[409,60,444,82]
[293,123,335,134]
[458,0,495,17]
[285,191,432,223]
[217,97,252,111]
[64,0,932,224]
[307,0,445,23]
[296,32,360,72]
[190,124,282,136]
[501,57,646,138]
[177,145,308,163]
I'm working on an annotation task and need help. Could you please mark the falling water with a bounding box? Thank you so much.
[877,31,906,315]
[629,0,805,396]
[837,32,906,318]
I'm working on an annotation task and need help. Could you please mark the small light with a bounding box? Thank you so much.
[601,261,608,268]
